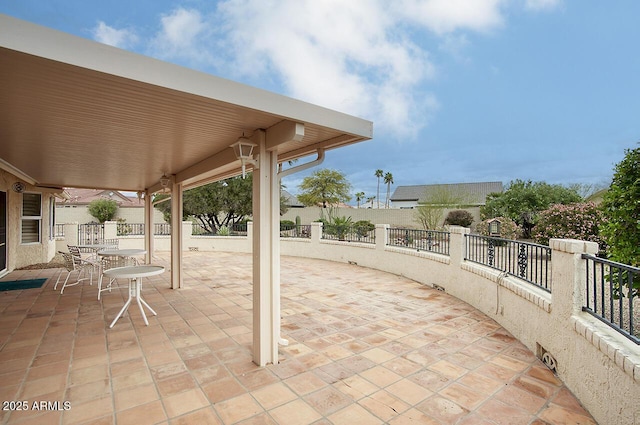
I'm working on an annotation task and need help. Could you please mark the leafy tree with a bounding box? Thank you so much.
[481,179,582,238]
[414,186,469,230]
[384,172,394,208]
[298,169,352,209]
[444,210,474,227]
[375,169,384,208]
[87,199,118,223]
[155,174,253,234]
[533,202,606,251]
[600,146,640,268]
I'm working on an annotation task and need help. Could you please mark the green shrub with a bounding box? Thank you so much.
[600,146,640,268]
[216,225,230,236]
[87,199,118,223]
[444,210,474,227]
[353,220,375,238]
[533,202,606,250]
[280,220,295,231]
[320,216,352,240]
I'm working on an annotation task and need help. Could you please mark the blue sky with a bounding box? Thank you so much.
[3,1,639,203]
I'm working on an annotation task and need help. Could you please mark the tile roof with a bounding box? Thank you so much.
[61,188,142,206]
[281,189,304,208]
[390,181,503,205]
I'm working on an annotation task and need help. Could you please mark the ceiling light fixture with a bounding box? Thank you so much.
[230,137,258,178]
[160,174,170,192]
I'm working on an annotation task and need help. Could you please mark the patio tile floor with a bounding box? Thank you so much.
[0,251,597,424]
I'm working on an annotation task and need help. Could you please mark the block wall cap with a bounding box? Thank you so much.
[550,238,598,254]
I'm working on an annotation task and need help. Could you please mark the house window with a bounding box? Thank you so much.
[22,193,42,244]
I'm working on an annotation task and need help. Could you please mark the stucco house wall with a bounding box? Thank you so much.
[56,203,165,224]
[0,169,57,273]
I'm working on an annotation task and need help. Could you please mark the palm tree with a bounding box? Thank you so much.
[375,169,384,208]
[355,192,365,208]
[367,196,375,208]
[384,172,394,208]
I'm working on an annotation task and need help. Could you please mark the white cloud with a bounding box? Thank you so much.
[525,0,562,12]
[92,21,138,49]
[393,0,507,35]
[148,8,213,65]
[100,0,559,140]
[216,0,440,138]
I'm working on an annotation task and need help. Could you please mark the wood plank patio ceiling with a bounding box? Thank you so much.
[0,15,372,192]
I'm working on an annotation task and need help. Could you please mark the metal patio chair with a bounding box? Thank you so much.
[54,251,96,294]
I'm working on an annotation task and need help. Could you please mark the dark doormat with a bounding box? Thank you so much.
[0,278,47,291]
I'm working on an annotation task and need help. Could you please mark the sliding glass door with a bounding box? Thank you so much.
[0,191,6,273]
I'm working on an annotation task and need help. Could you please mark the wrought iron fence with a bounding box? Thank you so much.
[54,224,65,238]
[465,234,552,292]
[321,224,376,244]
[386,228,450,256]
[230,223,248,236]
[280,225,311,239]
[117,223,171,236]
[582,254,639,344]
[78,223,104,244]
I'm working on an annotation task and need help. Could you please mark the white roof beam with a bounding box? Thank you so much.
[265,120,304,151]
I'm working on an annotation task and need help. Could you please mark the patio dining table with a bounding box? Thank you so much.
[76,243,117,260]
[103,265,164,328]
[98,249,146,258]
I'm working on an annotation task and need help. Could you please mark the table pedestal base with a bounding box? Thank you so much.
[110,277,157,328]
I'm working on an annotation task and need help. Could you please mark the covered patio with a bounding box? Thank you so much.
[0,252,595,424]
[0,14,372,366]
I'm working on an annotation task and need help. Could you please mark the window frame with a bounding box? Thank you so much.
[21,192,42,244]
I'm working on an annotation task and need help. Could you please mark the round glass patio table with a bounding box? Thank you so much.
[103,265,164,328]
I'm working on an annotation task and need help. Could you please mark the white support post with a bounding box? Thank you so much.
[144,190,153,265]
[170,177,183,289]
[252,130,280,366]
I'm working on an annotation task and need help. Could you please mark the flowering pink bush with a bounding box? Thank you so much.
[533,202,606,250]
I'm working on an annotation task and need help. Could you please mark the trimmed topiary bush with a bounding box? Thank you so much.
[444,210,474,227]
[353,220,375,239]
[533,202,606,251]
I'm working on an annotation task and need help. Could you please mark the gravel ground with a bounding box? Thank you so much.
[17,252,65,270]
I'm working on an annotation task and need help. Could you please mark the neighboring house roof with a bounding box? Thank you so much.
[281,189,304,208]
[390,182,503,206]
[62,188,142,206]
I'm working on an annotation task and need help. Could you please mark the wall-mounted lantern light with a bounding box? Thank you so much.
[231,137,258,178]
[488,218,502,236]
[160,174,170,192]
